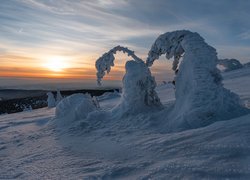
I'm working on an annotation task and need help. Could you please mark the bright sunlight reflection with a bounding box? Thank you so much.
[44,56,69,72]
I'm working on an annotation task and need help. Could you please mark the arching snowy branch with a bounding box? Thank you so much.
[147,30,191,70]
[95,45,143,85]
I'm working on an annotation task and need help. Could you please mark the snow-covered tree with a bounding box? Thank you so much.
[47,92,56,108]
[146,30,249,130]
[56,93,96,122]
[95,45,162,114]
[56,90,63,105]
[218,59,243,72]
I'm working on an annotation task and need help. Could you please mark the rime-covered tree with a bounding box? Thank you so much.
[95,45,162,114]
[218,59,243,72]
[56,90,63,105]
[146,30,249,130]
[47,92,56,108]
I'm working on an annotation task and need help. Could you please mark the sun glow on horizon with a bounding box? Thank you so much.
[44,56,70,72]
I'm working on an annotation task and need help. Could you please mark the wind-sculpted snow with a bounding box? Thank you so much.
[147,30,249,130]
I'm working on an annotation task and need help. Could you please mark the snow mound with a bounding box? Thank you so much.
[55,93,96,125]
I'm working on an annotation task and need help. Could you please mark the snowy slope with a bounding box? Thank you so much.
[0,67,250,179]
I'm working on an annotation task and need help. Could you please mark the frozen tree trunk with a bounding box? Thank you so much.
[47,92,56,108]
[147,30,249,130]
[95,46,162,114]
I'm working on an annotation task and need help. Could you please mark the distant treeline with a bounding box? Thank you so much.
[0,89,118,115]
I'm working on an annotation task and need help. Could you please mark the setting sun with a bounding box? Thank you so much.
[44,56,69,72]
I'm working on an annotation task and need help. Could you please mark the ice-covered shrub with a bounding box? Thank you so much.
[95,46,162,114]
[147,30,249,130]
[47,92,56,108]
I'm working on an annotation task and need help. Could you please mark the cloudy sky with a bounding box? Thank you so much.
[0,0,250,89]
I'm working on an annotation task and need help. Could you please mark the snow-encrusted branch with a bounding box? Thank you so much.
[146,31,191,70]
[95,45,143,85]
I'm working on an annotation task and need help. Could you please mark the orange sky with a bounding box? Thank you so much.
[0,53,125,80]
[0,50,174,89]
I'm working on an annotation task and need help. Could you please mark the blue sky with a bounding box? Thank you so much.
[0,0,250,89]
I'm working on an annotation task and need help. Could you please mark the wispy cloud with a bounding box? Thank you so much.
[238,31,250,40]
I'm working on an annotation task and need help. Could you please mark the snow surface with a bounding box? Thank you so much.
[1,67,250,179]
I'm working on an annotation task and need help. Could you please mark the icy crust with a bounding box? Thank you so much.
[147,30,249,130]
[55,93,96,125]
[95,45,143,85]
